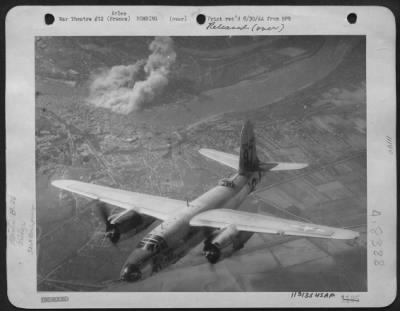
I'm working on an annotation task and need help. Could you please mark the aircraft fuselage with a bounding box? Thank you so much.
[120,171,264,281]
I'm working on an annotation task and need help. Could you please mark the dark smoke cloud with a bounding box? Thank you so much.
[89,37,176,114]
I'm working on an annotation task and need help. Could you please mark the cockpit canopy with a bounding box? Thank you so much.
[137,234,168,253]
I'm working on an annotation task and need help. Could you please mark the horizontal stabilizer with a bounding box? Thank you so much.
[198,148,238,171]
[259,162,308,171]
[199,148,308,172]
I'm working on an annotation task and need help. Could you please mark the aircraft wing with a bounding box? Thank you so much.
[199,148,238,170]
[52,180,187,220]
[189,209,359,240]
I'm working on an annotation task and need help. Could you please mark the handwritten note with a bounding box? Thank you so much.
[206,21,285,33]
[204,15,291,33]
[7,194,17,246]
[341,294,360,303]
[371,209,384,267]
[7,194,35,255]
[386,136,393,155]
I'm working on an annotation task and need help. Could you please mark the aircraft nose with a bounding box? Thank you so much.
[120,264,142,282]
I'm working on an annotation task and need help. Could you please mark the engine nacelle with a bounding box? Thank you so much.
[211,225,239,249]
[106,210,153,243]
[203,225,253,264]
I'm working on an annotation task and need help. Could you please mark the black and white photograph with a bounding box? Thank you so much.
[35,35,367,292]
[6,6,396,308]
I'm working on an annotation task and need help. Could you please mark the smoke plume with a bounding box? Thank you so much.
[89,37,176,114]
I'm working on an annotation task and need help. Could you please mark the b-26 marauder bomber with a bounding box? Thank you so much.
[52,121,360,282]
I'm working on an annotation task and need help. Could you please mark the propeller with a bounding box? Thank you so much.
[203,242,221,264]
[95,202,121,245]
[97,202,110,224]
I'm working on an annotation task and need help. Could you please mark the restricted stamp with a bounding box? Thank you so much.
[6,5,396,308]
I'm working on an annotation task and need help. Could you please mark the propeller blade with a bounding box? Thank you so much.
[99,234,108,248]
[208,261,217,273]
[93,202,123,244]
[95,202,110,224]
[110,240,121,250]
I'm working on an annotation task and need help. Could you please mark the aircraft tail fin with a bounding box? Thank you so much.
[239,120,259,174]
[238,120,308,174]
[199,120,308,174]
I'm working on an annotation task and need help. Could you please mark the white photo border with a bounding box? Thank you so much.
[6,5,396,308]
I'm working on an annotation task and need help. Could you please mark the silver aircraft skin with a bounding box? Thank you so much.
[52,121,360,282]
[122,170,261,281]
